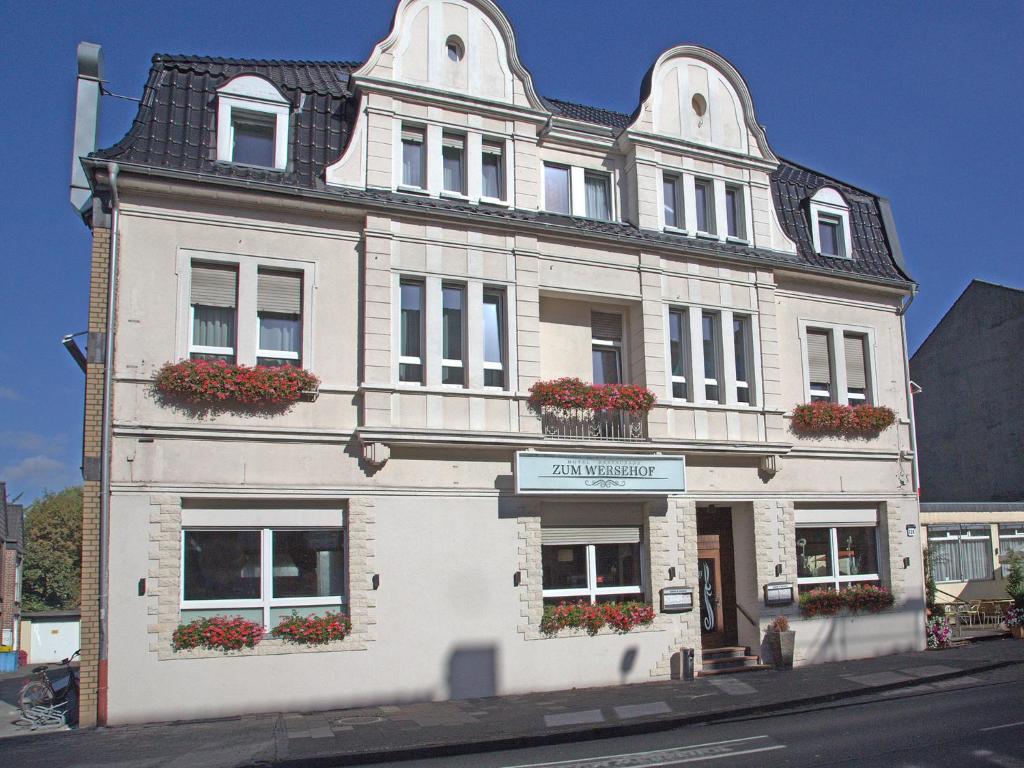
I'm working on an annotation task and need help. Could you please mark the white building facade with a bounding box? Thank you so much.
[74,0,924,725]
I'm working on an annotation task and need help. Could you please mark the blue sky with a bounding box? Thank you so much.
[1,1,1021,503]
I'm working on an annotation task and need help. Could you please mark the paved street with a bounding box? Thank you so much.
[0,640,1020,767]
[384,664,1024,768]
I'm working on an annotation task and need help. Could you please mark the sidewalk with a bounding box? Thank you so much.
[2,638,1022,768]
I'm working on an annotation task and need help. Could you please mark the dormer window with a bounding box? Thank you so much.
[808,187,853,259]
[216,75,290,170]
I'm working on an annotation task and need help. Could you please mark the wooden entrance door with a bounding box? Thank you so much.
[697,508,736,648]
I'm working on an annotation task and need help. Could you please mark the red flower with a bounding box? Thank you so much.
[154,360,319,405]
[529,378,656,414]
[791,402,895,436]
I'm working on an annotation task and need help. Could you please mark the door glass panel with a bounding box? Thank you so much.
[698,558,717,633]
[592,348,621,385]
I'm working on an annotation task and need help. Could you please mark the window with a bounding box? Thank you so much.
[445,35,465,62]
[725,185,745,240]
[809,187,852,258]
[441,284,466,385]
[483,289,506,388]
[230,110,276,168]
[256,269,302,367]
[694,178,715,235]
[733,315,753,404]
[843,333,869,403]
[544,164,571,214]
[806,329,833,402]
[399,280,425,383]
[541,527,643,605]
[584,171,611,221]
[441,133,466,195]
[190,262,238,363]
[481,140,504,200]
[797,525,880,593]
[701,311,720,402]
[591,311,623,385]
[818,215,843,257]
[663,174,683,230]
[669,309,689,399]
[927,525,993,583]
[401,126,426,189]
[181,527,344,627]
[999,523,1024,577]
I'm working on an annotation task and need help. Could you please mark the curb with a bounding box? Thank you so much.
[258,658,1022,767]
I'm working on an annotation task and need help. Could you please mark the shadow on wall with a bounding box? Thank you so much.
[447,645,498,699]
[620,646,638,684]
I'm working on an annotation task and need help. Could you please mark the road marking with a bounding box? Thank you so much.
[502,734,785,768]
[981,721,1024,732]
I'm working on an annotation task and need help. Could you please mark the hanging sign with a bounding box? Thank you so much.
[515,451,686,495]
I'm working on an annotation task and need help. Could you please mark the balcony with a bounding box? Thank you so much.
[540,408,648,442]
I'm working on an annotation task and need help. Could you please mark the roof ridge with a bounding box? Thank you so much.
[154,53,363,68]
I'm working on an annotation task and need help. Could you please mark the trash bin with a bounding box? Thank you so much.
[0,651,17,673]
[681,647,695,680]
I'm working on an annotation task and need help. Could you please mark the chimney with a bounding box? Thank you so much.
[70,42,103,215]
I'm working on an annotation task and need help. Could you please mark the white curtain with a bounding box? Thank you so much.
[259,315,299,353]
[929,539,960,582]
[959,539,992,581]
[585,176,609,220]
[193,305,235,348]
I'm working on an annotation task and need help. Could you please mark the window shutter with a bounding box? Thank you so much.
[482,140,503,155]
[257,270,301,315]
[542,527,641,545]
[442,134,464,150]
[806,330,831,384]
[844,334,867,390]
[191,263,237,308]
[401,127,423,143]
[591,311,623,342]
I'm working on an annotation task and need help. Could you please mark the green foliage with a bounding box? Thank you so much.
[1005,551,1024,607]
[21,487,83,612]
[923,547,937,611]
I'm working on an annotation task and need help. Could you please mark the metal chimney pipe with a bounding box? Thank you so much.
[71,42,103,214]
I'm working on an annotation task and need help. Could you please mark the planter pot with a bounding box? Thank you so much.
[1011,625,1024,640]
[766,630,795,670]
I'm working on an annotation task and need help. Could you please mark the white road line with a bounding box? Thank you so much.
[981,721,1024,732]
[502,735,786,768]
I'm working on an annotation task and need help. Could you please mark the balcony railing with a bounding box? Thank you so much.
[540,409,648,442]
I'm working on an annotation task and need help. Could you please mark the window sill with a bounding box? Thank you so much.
[396,185,429,196]
[726,236,750,246]
[661,400,763,413]
[215,159,286,172]
[374,382,516,398]
[478,196,510,208]
[440,191,469,201]
[815,250,853,261]
[663,226,689,236]
[695,231,719,241]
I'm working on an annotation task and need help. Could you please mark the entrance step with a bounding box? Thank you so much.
[700,646,771,676]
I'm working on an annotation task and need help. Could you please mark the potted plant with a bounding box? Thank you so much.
[1005,552,1024,639]
[765,614,795,670]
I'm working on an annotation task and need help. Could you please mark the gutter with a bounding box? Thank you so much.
[897,286,920,494]
[98,161,120,724]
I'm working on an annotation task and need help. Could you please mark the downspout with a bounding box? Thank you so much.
[99,161,120,725]
[897,286,920,493]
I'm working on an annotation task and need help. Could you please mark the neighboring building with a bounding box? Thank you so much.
[19,610,81,664]
[0,483,25,649]
[911,280,1024,604]
[69,0,923,726]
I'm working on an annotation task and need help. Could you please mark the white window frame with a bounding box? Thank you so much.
[591,311,625,386]
[701,310,722,403]
[796,524,881,592]
[583,170,612,221]
[216,76,290,170]
[733,314,754,404]
[725,184,747,242]
[927,525,995,583]
[542,162,572,215]
[999,524,1024,577]
[189,304,236,361]
[441,282,467,387]
[482,287,507,390]
[661,172,686,232]
[667,308,690,400]
[541,541,645,604]
[176,250,314,369]
[809,187,853,259]
[441,132,467,197]
[694,178,716,237]
[398,278,426,385]
[180,527,346,628]
[799,320,878,406]
[255,317,301,365]
[399,124,427,192]
[480,139,505,203]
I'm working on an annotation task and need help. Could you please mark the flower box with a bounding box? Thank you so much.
[790,402,896,436]
[798,585,895,618]
[528,378,656,414]
[271,611,351,645]
[172,616,264,652]
[540,600,656,636]
[154,359,320,406]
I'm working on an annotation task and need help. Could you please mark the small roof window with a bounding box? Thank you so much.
[215,75,290,170]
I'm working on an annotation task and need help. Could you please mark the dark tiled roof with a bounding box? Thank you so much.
[93,55,911,286]
[771,159,908,282]
[543,97,633,129]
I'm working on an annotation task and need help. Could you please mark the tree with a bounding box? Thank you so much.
[21,486,82,612]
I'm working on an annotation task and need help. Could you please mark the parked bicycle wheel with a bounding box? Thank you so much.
[18,680,53,715]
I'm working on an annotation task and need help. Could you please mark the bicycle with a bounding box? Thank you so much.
[17,650,80,729]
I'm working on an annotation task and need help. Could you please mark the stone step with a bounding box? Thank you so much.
[702,654,763,671]
[701,646,750,661]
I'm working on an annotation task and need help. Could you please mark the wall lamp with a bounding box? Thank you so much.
[62,332,88,373]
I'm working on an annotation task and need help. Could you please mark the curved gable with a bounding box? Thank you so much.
[632,46,774,161]
[355,0,545,110]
